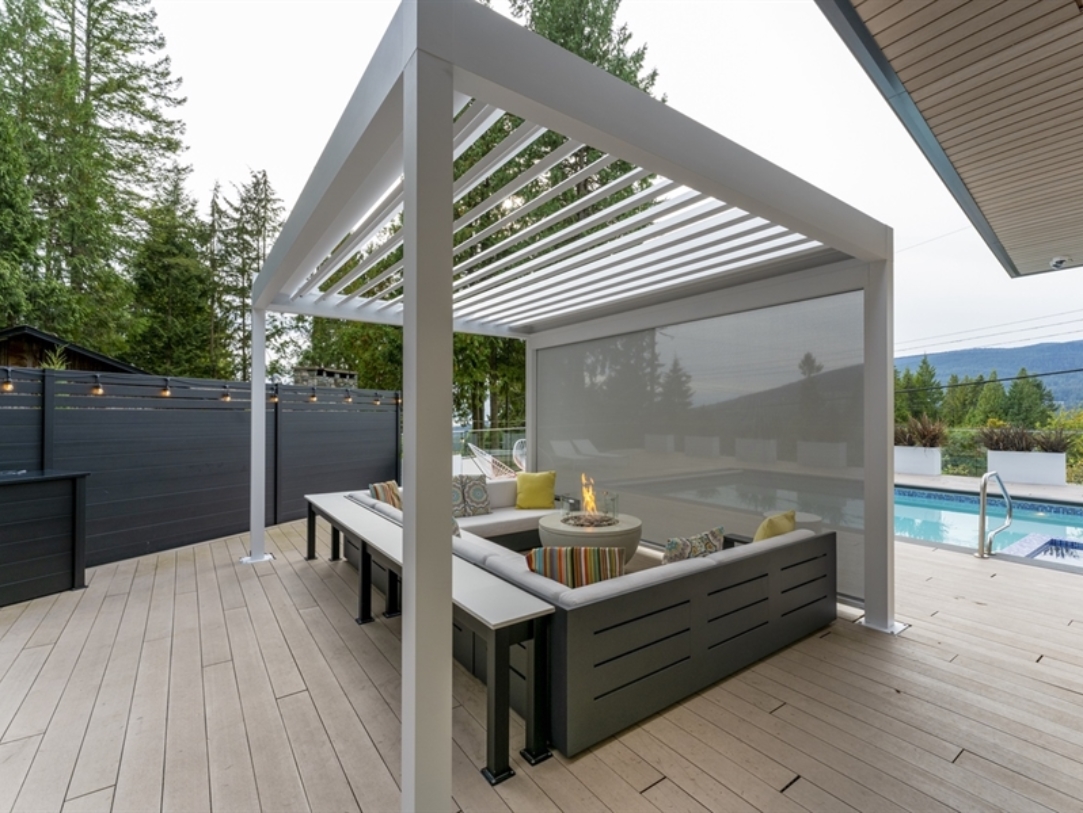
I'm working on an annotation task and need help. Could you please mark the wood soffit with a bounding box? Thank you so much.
[851,0,1083,275]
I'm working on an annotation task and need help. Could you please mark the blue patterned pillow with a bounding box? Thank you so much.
[663,526,724,564]
[452,474,491,517]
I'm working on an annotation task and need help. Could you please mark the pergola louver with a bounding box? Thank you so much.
[268,104,832,335]
[249,3,894,810]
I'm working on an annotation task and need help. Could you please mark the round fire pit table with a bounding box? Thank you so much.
[538,513,642,563]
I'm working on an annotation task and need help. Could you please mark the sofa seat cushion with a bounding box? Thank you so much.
[457,507,556,538]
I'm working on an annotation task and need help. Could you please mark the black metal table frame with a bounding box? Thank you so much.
[306,501,552,784]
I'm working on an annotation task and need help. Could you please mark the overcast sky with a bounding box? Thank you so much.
[154,0,1083,357]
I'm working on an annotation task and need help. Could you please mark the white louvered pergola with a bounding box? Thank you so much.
[249,2,895,809]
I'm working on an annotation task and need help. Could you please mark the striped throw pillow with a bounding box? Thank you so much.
[369,481,402,509]
[525,547,624,588]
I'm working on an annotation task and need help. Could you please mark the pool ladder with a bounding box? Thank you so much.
[976,471,1013,559]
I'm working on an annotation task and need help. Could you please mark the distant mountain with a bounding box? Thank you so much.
[896,340,1083,409]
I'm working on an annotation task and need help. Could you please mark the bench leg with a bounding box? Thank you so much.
[481,626,514,785]
[357,543,375,625]
[306,504,317,560]
[384,570,402,618]
[520,618,552,766]
[331,527,341,561]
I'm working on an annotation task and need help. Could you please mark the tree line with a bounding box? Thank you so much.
[895,356,1059,428]
[0,0,294,379]
[0,0,661,428]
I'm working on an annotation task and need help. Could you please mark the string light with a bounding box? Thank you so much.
[372,391,382,406]
[220,385,231,402]
[91,375,104,396]
[161,377,171,397]
[343,388,353,404]
[395,391,402,405]
[308,387,318,403]
[269,384,279,403]
[1,368,12,393]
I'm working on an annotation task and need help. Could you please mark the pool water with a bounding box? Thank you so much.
[894,487,1083,554]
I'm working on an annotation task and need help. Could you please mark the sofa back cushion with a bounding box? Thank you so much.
[485,478,518,510]
[525,546,624,589]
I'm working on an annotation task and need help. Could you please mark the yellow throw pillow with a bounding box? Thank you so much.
[753,510,796,542]
[516,470,556,509]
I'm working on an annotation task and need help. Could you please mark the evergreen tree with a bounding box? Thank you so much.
[44,0,184,194]
[894,367,912,422]
[799,351,823,378]
[940,373,967,426]
[969,371,1006,425]
[1004,367,1055,427]
[659,357,694,412]
[217,169,295,380]
[128,166,217,376]
[905,355,942,419]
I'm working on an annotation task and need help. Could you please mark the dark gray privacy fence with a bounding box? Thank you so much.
[0,369,399,566]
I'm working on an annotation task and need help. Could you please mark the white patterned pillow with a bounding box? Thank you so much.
[452,474,491,517]
[663,526,725,564]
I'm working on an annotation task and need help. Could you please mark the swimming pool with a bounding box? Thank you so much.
[625,470,1083,564]
[894,487,1083,561]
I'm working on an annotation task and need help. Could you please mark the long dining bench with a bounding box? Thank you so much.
[305,492,553,785]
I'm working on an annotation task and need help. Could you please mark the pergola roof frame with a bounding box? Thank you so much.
[248,3,894,810]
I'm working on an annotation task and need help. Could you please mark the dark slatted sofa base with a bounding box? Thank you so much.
[458,530,836,756]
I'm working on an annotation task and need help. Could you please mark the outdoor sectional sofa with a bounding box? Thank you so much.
[346,482,837,756]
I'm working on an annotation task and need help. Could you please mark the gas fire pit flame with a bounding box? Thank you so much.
[581,473,597,514]
[562,473,619,527]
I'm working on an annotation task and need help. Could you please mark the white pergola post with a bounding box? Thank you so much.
[861,259,900,632]
[244,307,273,564]
[401,46,454,811]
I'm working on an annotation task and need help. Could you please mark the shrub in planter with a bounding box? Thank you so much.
[981,423,1066,485]
[1034,428,1074,453]
[978,424,1034,452]
[894,414,946,475]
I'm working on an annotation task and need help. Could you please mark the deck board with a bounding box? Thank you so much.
[5,525,1083,811]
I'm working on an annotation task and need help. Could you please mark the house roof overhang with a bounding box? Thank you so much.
[817,0,1083,278]
[252,0,890,338]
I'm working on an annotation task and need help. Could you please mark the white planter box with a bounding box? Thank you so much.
[736,438,777,464]
[894,446,942,477]
[684,435,720,458]
[644,434,675,453]
[797,441,847,469]
[987,450,1066,486]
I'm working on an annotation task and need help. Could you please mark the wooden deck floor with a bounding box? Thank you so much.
[2,523,1083,813]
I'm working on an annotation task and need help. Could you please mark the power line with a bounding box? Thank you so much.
[896,318,1083,354]
[895,226,970,254]
[896,306,1083,351]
